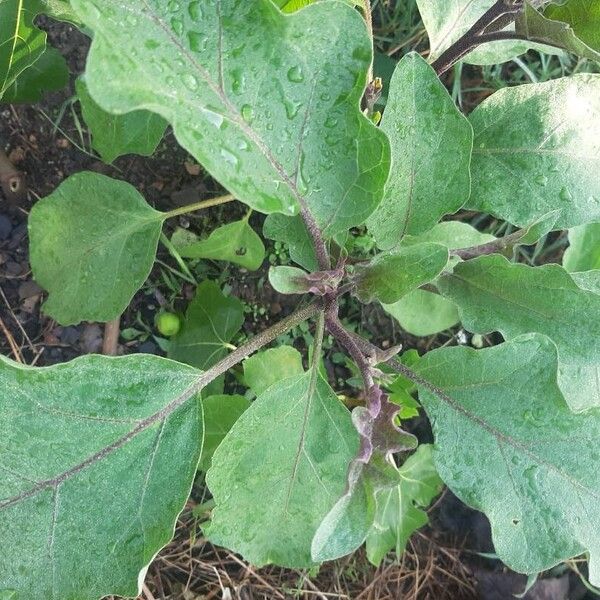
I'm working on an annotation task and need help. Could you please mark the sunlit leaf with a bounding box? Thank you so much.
[564,223,600,272]
[243,346,304,396]
[545,0,600,51]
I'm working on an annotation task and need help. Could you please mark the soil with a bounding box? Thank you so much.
[0,17,593,600]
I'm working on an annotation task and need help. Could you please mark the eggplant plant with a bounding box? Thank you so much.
[2,0,600,598]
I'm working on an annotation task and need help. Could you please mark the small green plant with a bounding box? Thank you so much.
[2,1,600,598]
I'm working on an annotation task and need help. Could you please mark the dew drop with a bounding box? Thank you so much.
[559,187,573,202]
[183,74,199,91]
[324,115,338,129]
[201,107,224,128]
[188,0,203,21]
[170,17,184,36]
[284,98,302,120]
[187,31,206,52]
[287,65,304,83]
[534,175,548,186]
[221,148,239,167]
[241,104,254,123]
[167,0,180,11]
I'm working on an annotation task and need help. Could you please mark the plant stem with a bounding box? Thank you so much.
[102,317,121,356]
[453,228,530,260]
[162,193,235,220]
[431,0,525,76]
[363,0,374,82]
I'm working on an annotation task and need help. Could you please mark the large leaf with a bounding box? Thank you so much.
[173,218,265,271]
[168,281,244,397]
[516,3,600,63]
[263,213,318,272]
[546,0,600,51]
[467,74,600,230]
[367,53,472,248]
[243,345,304,396]
[205,370,359,567]
[438,254,600,412]
[0,0,46,98]
[274,0,364,12]
[199,394,250,471]
[0,353,203,600]
[366,444,443,566]
[383,289,459,337]
[72,0,390,236]
[415,0,555,66]
[29,172,164,325]
[1,46,68,104]
[564,223,600,272]
[354,242,449,304]
[76,78,167,164]
[414,334,600,585]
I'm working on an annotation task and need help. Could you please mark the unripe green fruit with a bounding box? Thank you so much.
[155,311,181,337]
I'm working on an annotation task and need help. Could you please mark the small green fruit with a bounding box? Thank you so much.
[155,311,181,337]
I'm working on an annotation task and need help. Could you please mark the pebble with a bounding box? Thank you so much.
[0,214,12,240]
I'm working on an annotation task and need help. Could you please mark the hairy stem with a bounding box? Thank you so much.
[431,0,524,76]
[453,227,530,260]
[162,193,235,220]
[363,0,374,82]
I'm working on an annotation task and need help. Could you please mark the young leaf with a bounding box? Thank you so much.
[269,265,312,295]
[174,218,265,271]
[76,78,167,164]
[263,214,318,272]
[72,0,390,235]
[414,334,600,586]
[366,444,443,566]
[383,289,459,337]
[1,47,68,104]
[467,74,600,230]
[563,223,600,272]
[243,345,304,396]
[354,243,449,304]
[367,53,473,248]
[275,0,364,12]
[516,3,600,63]
[29,172,164,325]
[0,0,46,98]
[402,221,495,251]
[205,371,359,567]
[438,255,600,412]
[168,281,244,396]
[200,394,250,470]
[416,0,556,65]
[0,353,203,600]
[312,399,417,562]
[545,0,600,51]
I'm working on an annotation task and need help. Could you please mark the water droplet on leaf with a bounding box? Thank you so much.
[287,66,304,83]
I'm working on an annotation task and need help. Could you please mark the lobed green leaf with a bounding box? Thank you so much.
[467,74,600,230]
[438,255,600,412]
[205,371,359,567]
[367,53,473,248]
[415,334,600,585]
[0,354,203,600]
[29,172,164,325]
[76,78,167,164]
[72,0,390,235]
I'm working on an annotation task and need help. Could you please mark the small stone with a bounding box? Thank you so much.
[184,160,201,176]
[5,261,22,275]
[80,324,103,354]
[18,280,43,300]
[56,138,70,149]
[138,340,158,355]
[60,326,81,346]
[0,215,12,240]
